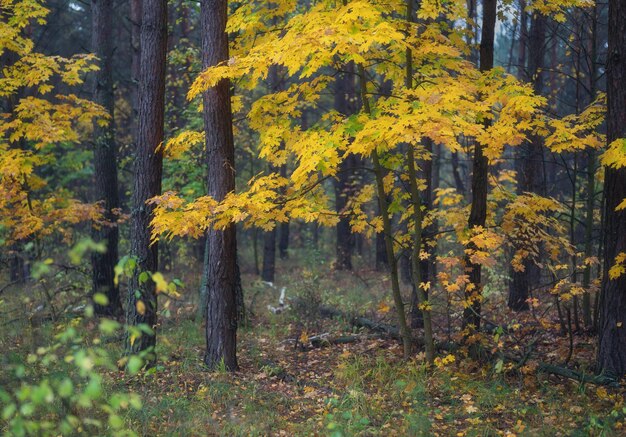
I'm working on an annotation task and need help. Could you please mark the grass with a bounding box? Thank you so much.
[1,251,625,436]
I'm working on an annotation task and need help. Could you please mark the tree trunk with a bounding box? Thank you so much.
[334,62,359,270]
[91,0,122,317]
[597,0,626,378]
[200,0,239,371]
[582,4,599,329]
[278,165,290,260]
[508,12,546,312]
[462,0,496,333]
[359,64,413,359]
[262,226,277,283]
[125,0,167,360]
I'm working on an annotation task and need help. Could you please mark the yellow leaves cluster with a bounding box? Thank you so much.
[502,193,571,269]
[609,253,626,281]
[529,0,594,23]
[545,94,605,153]
[463,226,503,269]
[601,138,626,170]
[0,0,105,244]
[161,131,204,159]
[150,173,338,242]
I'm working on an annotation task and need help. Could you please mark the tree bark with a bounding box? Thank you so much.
[597,0,626,378]
[278,164,290,260]
[90,0,122,317]
[200,0,239,371]
[125,0,167,360]
[262,225,277,283]
[462,0,496,333]
[334,62,359,270]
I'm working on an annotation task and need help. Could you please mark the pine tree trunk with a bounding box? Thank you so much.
[91,0,122,317]
[125,0,167,360]
[597,0,626,378]
[200,0,239,371]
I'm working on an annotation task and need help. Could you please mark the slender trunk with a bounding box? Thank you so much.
[582,4,599,329]
[508,12,546,312]
[334,62,359,270]
[279,164,290,260]
[125,0,167,361]
[359,64,412,359]
[262,224,277,282]
[462,0,496,334]
[200,0,239,371]
[597,0,626,378]
[91,0,122,317]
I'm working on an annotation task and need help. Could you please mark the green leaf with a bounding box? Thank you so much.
[98,319,120,335]
[127,356,143,375]
[58,378,73,398]
[93,293,108,306]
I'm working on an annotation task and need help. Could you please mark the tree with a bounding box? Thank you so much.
[90,0,122,317]
[462,0,497,334]
[125,0,168,360]
[334,61,359,271]
[508,10,546,312]
[199,0,239,371]
[597,0,626,378]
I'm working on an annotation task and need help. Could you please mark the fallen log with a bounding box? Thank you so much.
[309,334,362,348]
[352,317,401,340]
[536,363,619,387]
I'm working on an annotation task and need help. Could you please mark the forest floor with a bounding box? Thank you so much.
[1,250,625,436]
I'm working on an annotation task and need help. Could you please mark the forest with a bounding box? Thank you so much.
[1,0,626,434]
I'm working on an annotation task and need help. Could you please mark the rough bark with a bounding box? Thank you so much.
[125,0,167,360]
[91,0,122,317]
[597,0,626,378]
[462,0,496,333]
[200,0,239,371]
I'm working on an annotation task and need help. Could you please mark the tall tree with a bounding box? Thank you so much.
[463,0,497,333]
[597,0,626,378]
[334,62,359,270]
[200,0,239,371]
[90,0,122,317]
[508,11,546,311]
[125,0,167,359]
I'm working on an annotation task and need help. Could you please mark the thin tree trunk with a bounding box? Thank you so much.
[262,224,277,283]
[508,12,546,312]
[91,0,122,317]
[279,164,290,260]
[597,0,626,378]
[462,0,496,334]
[200,0,239,371]
[405,6,435,359]
[334,62,359,270]
[125,0,167,361]
[582,4,599,329]
[359,64,412,359]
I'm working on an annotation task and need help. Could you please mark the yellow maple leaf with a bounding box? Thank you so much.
[136,300,146,316]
